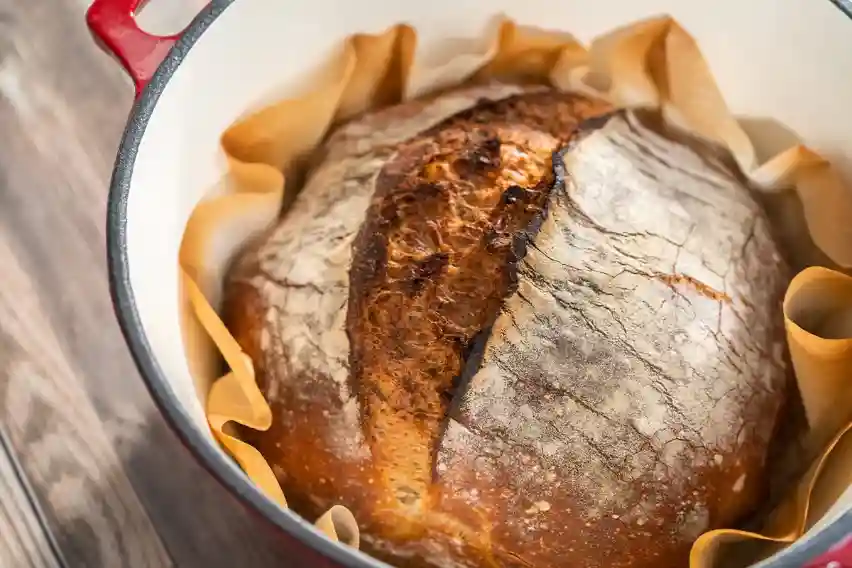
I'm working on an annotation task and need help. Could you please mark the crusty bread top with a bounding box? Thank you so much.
[345,90,615,515]
[223,85,789,568]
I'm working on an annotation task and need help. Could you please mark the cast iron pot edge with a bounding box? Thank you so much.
[104,2,384,566]
[104,1,852,566]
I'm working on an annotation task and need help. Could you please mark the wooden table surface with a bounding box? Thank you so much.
[5,1,852,568]
[0,1,292,566]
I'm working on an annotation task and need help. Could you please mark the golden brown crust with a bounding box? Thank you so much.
[223,87,789,568]
[347,92,613,522]
[223,240,383,524]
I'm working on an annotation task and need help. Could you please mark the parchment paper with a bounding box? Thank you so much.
[178,14,852,565]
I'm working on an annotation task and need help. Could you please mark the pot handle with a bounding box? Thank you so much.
[86,0,198,97]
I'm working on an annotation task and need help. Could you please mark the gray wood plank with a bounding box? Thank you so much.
[0,426,66,568]
[0,229,173,568]
[0,0,292,566]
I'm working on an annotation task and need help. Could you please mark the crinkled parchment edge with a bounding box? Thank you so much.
[177,14,852,566]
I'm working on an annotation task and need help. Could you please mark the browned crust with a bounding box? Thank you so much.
[346,93,614,523]
[222,89,788,568]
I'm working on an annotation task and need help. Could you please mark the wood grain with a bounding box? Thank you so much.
[0,426,66,568]
[0,0,291,566]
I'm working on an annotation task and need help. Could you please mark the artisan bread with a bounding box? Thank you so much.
[222,84,790,568]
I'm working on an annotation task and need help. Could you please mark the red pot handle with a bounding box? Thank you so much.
[86,0,198,98]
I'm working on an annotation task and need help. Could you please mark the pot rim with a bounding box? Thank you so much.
[106,1,852,566]
[105,2,381,566]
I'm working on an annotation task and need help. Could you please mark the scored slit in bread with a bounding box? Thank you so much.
[222,85,789,568]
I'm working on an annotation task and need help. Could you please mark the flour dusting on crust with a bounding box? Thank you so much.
[242,83,531,460]
[436,112,788,563]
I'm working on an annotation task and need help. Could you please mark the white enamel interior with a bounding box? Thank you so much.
[123,0,852,563]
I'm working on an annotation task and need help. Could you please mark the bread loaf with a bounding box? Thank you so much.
[222,84,790,568]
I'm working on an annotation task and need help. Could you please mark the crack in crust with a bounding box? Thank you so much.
[436,112,789,568]
[223,88,790,568]
[346,92,613,511]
